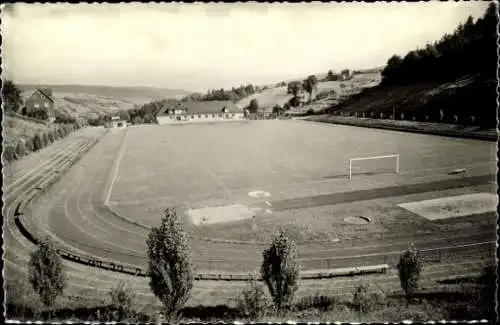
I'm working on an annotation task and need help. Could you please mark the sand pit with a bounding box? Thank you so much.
[398,192,498,221]
[187,204,255,225]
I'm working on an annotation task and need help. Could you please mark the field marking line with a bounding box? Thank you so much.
[108,161,495,207]
[206,169,232,195]
[104,130,129,206]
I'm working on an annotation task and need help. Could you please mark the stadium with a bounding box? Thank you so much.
[4,119,497,310]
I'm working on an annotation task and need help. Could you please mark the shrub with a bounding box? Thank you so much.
[236,274,270,320]
[29,239,66,311]
[351,283,386,313]
[42,133,49,146]
[25,138,34,152]
[51,131,59,141]
[296,293,337,312]
[3,145,16,163]
[47,132,55,144]
[109,281,135,321]
[146,208,194,320]
[397,243,424,300]
[32,134,44,151]
[261,230,300,311]
[15,141,27,160]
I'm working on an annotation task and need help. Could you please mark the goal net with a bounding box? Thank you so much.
[349,154,400,179]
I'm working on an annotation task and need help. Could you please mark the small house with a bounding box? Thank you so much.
[24,88,55,122]
[156,100,244,125]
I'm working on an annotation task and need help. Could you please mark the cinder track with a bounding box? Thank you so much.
[3,127,496,306]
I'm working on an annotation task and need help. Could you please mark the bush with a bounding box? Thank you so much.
[29,239,66,311]
[397,243,424,300]
[146,208,194,320]
[32,134,44,151]
[57,128,66,138]
[15,141,27,160]
[42,133,50,146]
[51,131,59,141]
[3,145,16,163]
[296,293,337,312]
[47,132,55,144]
[236,274,270,320]
[261,230,300,311]
[351,283,386,313]
[25,138,34,152]
[109,281,135,321]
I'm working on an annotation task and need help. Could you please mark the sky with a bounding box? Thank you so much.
[1,2,491,92]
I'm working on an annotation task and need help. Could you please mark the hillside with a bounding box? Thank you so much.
[324,73,496,129]
[19,84,192,120]
[2,113,59,146]
[236,72,381,112]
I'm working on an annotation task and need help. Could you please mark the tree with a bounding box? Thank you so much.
[397,243,424,301]
[146,208,194,320]
[42,133,50,146]
[109,281,135,321]
[303,75,318,102]
[33,134,44,151]
[29,239,66,313]
[15,141,27,160]
[118,110,130,122]
[249,98,260,114]
[287,81,302,96]
[261,231,300,311]
[272,104,283,116]
[2,80,23,112]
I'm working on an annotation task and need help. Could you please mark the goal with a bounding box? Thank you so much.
[349,154,400,179]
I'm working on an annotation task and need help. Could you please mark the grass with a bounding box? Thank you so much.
[7,267,495,322]
[108,120,495,246]
[3,115,58,146]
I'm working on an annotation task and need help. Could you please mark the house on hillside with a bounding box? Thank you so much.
[156,100,244,124]
[106,116,128,129]
[24,88,56,122]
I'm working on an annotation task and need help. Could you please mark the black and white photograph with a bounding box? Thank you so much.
[1,1,498,323]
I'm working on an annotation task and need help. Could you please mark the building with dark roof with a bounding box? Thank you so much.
[156,100,245,124]
[24,88,56,122]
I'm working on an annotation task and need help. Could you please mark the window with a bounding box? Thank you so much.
[231,113,235,117]
[34,103,40,108]
[191,115,195,119]
[205,114,208,118]
[198,114,201,118]
[212,114,215,118]
[225,114,229,118]
[176,116,181,121]
[218,114,222,118]
[44,102,49,108]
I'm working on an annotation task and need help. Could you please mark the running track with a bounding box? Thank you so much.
[3,126,496,306]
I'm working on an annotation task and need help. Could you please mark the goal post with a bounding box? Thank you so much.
[349,154,400,180]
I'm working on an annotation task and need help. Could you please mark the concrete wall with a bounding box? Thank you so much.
[157,113,244,125]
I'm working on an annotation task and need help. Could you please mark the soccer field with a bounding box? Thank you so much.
[105,120,496,244]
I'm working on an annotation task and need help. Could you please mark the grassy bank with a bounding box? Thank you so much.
[6,266,495,322]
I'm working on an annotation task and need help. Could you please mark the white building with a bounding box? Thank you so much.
[106,116,128,129]
[156,100,245,125]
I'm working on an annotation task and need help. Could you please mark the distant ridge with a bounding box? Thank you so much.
[18,84,192,101]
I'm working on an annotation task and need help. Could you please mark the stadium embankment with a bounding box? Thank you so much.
[305,116,497,141]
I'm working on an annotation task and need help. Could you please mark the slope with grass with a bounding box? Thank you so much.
[236,72,381,113]
[19,84,193,121]
[2,114,59,147]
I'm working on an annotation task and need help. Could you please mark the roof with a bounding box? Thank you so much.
[158,100,242,115]
[36,88,55,103]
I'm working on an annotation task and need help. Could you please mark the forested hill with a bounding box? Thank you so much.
[328,3,497,129]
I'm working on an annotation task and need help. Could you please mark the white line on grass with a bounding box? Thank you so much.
[109,161,495,206]
[207,169,232,195]
[104,130,128,206]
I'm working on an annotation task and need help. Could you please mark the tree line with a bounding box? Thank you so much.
[381,3,496,86]
[19,206,490,322]
[181,84,262,103]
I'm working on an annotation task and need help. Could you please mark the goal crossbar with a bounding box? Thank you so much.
[349,154,400,179]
